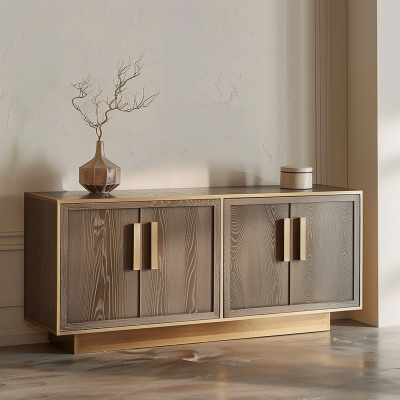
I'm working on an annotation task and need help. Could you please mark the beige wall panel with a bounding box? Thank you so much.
[329,0,348,188]
[0,307,47,347]
[0,250,24,308]
[0,241,47,347]
[315,0,329,184]
[327,0,349,319]
[347,0,378,327]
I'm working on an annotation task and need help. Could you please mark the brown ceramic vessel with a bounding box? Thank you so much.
[79,141,121,193]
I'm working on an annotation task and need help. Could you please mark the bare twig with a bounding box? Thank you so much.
[72,54,159,140]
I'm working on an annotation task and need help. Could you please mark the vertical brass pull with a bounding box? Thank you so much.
[133,223,141,270]
[151,222,158,270]
[284,218,291,262]
[300,217,307,261]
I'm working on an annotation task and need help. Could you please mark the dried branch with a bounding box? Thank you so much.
[71,77,98,131]
[72,54,159,140]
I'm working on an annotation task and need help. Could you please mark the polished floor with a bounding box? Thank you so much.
[0,319,399,399]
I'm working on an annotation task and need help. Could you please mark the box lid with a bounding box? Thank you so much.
[281,165,313,173]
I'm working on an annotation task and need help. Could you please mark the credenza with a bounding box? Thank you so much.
[24,185,362,353]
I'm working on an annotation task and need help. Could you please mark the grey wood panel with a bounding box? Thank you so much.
[61,199,220,332]
[224,198,290,317]
[224,195,361,318]
[290,200,355,305]
[24,195,58,331]
[140,203,218,321]
[25,184,361,202]
[60,207,140,329]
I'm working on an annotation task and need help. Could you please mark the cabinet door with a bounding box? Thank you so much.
[60,203,141,331]
[60,199,220,332]
[224,195,361,318]
[139,200,220,324]
[289,195,360,311]
[224,198,290,318]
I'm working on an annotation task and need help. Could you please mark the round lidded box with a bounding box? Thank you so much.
[280,166,313,189]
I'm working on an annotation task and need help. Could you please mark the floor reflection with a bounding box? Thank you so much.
[0,319,399,399]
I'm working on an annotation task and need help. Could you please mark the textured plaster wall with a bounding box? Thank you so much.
[0,0,316,232]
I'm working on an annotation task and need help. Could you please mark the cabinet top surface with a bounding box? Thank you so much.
[25,185,362,203]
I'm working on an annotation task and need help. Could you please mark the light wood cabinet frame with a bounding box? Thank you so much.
[24,185,362,341]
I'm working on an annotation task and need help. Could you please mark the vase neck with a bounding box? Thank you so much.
[95,141,105,157]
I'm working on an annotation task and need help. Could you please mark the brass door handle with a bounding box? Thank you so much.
[283,218,291,262]
[133,223,141,270]
[151,222,158,270]
[300,217,306,261]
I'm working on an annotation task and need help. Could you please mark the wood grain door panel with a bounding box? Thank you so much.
[290,197,359,309]
[224,195,360,318]
[60,199,220,332]
[140,203,218,323]
[224,198,290,317]
[61,207,140,330]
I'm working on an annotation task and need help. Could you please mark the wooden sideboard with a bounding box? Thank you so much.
[24,185,362,353]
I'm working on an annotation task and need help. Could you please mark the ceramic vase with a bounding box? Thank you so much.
[79,141,121,193]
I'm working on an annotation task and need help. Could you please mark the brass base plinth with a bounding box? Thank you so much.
[49,313,330,354]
